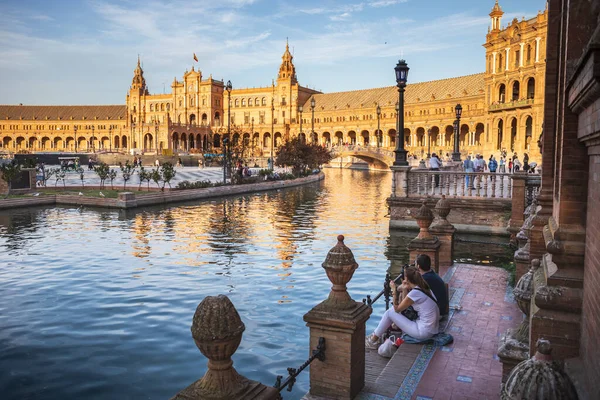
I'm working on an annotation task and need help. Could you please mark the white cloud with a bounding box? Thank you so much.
[368,0,407,7]
[330,12,351,21]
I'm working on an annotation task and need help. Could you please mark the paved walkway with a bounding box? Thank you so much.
[356,263,522,400]
[38,166,280,188]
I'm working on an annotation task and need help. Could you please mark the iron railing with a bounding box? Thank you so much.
[274,337,326,393]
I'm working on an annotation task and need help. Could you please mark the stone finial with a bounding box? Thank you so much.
[502,339,579,400]
[172,295,279,399]
[433,195,452,227]
[414,200,434,240]
[513,266,534,316]
[320,235,359,310]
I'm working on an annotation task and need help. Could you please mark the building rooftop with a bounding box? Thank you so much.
[306,73,485,111]
[0,105,127,121]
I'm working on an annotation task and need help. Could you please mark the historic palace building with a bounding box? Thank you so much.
[0,2,547,163]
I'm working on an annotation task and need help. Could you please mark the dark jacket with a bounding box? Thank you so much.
[422,271,449,316]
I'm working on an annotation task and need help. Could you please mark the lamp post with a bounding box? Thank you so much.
[376,104,381,147]
[91,125,95,153]
[154,120,159,155]
[393,59,409,166]
[131,122,135,154]
[299,105,303,140]
[270,97,274,170]
[452,103,462,161]
[109,127,112,152]
[427,128,431,158]
[225,80,232,179]
[251,117,254,159]
[310,97,315,143]
[74,125,78,153]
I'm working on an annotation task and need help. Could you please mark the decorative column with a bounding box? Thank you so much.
[389,165,412,197]
[505,48,510,71]
[519,43,524,67]
[493,51,497,74]
[535,37,541,63]
[507,171,528,238]
[172,295,279,400]
[430,195,456,269]
[497,260,536,383]
[303,235,372,399]
[407,200,441,273]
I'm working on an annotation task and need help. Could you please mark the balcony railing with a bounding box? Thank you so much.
[489,98,534,111]
[407,170,514,199]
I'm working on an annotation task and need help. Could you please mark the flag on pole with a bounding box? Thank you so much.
[193,53,198,62]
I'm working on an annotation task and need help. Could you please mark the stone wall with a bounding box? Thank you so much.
[388,197,511,233]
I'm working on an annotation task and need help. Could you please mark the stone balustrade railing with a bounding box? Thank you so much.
[330,144,395,159]
[407,170,514,199]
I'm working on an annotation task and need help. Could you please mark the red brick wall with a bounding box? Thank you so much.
[580,148,600,399]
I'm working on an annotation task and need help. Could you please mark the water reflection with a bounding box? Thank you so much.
[0,169,512,400]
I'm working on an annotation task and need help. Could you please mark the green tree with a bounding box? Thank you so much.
[160,162,176,189]
[94,163,110,189]
[138,166,152,191]
[0,160,21,198]
[119,161,135,190]
[275,137,332,176]
[151,168,162,190]
[108,169,117,190]
[76,167,85,188]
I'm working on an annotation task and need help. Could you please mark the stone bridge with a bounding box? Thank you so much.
[329,145,395,169]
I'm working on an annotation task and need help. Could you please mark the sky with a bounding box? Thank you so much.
[0,0,545,105]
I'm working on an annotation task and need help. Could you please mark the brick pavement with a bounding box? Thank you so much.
[410,264,522,400]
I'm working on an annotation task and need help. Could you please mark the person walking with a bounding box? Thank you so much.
[463,155,474,189]
[508,159,513,173]
[499,157,506,173]
[513,157,522,172]
[429,153,442,188]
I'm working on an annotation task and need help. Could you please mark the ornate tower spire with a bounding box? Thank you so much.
[489,0,504,31]
[278,40,297,84]
[131,56,147,93]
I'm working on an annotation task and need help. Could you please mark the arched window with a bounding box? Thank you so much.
[262,97,267,106]
[248,98,253,107]
[499,53,504,71]
[235,99,239,107]
[255,97,259,106]
[241,98,246,107]
[527,78,535,99]
[150,104,154,111]
[161,104,164,111]
[166,103,170,111]
[526,44,532,64]
[498,84,506,103]
[512,81,520,101]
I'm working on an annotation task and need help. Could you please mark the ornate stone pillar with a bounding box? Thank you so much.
[508,171,528,238]
[303,235,372,399]
[389,165,412,197]
[408,201,441,273]
[172,295,279,400]
[430,195,456,268]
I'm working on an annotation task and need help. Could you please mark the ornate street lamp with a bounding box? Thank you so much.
[91,125,95,153]
[376,104,381,147]
[154,120,159,154]
[427,128,431,159]
[452,103,462,161]
[270,97,274,170]
[225,80,232,181]
[74,125,78,152]
[393,59,409,166]
[299,104,303,140]
[310,96,316,143]
[109,127,112,152]
[251,117,254,159]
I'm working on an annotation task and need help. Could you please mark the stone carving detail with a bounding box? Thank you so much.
[414,200,434,240]
[319,235,359,310]
[172,295,278,399]
[432,195,452,228]
[502,339,579,400]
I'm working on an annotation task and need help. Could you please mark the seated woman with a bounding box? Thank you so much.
[366,266,440,348]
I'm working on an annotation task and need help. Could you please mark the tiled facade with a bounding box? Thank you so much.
[0,2,546,163]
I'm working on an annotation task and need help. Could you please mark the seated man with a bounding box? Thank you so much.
[415,254,448,316]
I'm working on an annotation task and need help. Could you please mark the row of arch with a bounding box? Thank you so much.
[497,78,535,103]
[0,135,131,151]
[233,97,269,108]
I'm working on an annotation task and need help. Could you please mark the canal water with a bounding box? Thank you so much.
[0,169,512,400]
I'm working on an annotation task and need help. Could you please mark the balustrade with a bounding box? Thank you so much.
[407,170,514,199]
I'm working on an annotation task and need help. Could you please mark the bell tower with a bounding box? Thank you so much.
[277,40,297,85]
[126,56,149,134]
[489,0,504,32]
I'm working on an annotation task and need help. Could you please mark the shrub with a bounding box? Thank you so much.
[175,180,215,190]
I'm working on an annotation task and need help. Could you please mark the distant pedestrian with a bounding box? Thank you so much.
[508,159,513,173]
[499,157,506,173]
[429,153,442,187]
[463,156,474,189]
